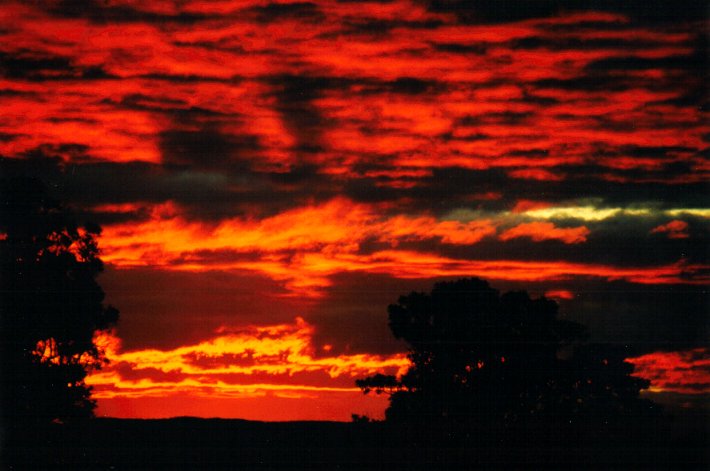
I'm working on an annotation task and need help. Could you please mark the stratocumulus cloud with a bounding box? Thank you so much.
[1,0,707,419]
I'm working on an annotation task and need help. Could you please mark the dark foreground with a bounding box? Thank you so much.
[3,412,707,470]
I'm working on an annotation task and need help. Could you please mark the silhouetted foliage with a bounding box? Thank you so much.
[357,278,658,439]
[0,177,118,425]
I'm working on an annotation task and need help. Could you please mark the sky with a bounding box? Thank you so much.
[1,0,708,421]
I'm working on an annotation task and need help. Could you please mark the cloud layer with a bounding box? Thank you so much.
[2,0,707,418]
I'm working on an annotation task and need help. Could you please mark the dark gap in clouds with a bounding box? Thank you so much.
[355,165,709,215]
[586,54,707,74]
[622,145,699,159]
[47,0,210,24]
[159,123,262,171]
[45,116,100,124]
[0,132,22,142]
[167,250,268,267]
[115,363,189,384]
[101,267,309,351]
[458,111,534,125]
[245,2,326,24]
[267,164,322,186]
[510,36,667,51]
[22,143,93,162]
[426,0,560,23]
[136,73,241,83]
[534,76,634,92]
[385,77,442,95]
[335,18,444,37]
[3,153,705,227]
[430,42,488,54]
[0,89,39,97]
[438,131,490,142]
[172,40,249,54]
[102,93,225,118]
[266,75,344,155]
[508,148,550,157]
[552,169,708,207]
[0,152,340,223]
[0,50,113,81]
[425,0,707,24]
[653,88,709,108]
[520,90,559,105]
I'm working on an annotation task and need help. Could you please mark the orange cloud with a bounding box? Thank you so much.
[99,198,497,266]
[87,318,410,420]
[627,348,710,395]
[95,199,708,294]
[499,221,590,244]
[651,220,690,239]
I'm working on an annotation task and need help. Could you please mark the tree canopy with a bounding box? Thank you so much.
[0,177,118,424]
[357,278,656,436]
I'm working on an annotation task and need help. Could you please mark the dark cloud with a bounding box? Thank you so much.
[429,42,488,54]
[159,124,261,170]
[46,0,209,24]
[587,54,707,74]
[135,73,240,83]
[510,36,666,52]
[246,2,326,24]
[336,18,444,37]
[533,76,634,92]
[102,94,224,118]
[425,0,707,24]
[0,50,113,81]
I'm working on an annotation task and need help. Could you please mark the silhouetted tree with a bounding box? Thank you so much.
[357,278,656,439]
[1,177,118,425]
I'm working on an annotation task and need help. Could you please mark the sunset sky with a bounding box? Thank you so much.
[1,0,708,421]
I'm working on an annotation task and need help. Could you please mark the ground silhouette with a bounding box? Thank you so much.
[4,413,706,470]
[0,176,118,427]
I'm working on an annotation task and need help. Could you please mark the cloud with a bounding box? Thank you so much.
[3,0,709,419]
[651,220,690,239]
[499,221,589,244]
[86,318,409,415]
[628,348,710,394]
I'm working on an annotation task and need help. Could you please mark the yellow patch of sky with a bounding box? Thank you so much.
[446,206,709,223]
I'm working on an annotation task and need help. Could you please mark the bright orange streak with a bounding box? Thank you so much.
[86,318,410,420]
[628,348,710,395]
[96,199,707,295]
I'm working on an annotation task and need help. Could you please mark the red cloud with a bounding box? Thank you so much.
[627,348,710,395]
[545,290,574,300]
[651,220,689,239]
[499,221,590,244]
